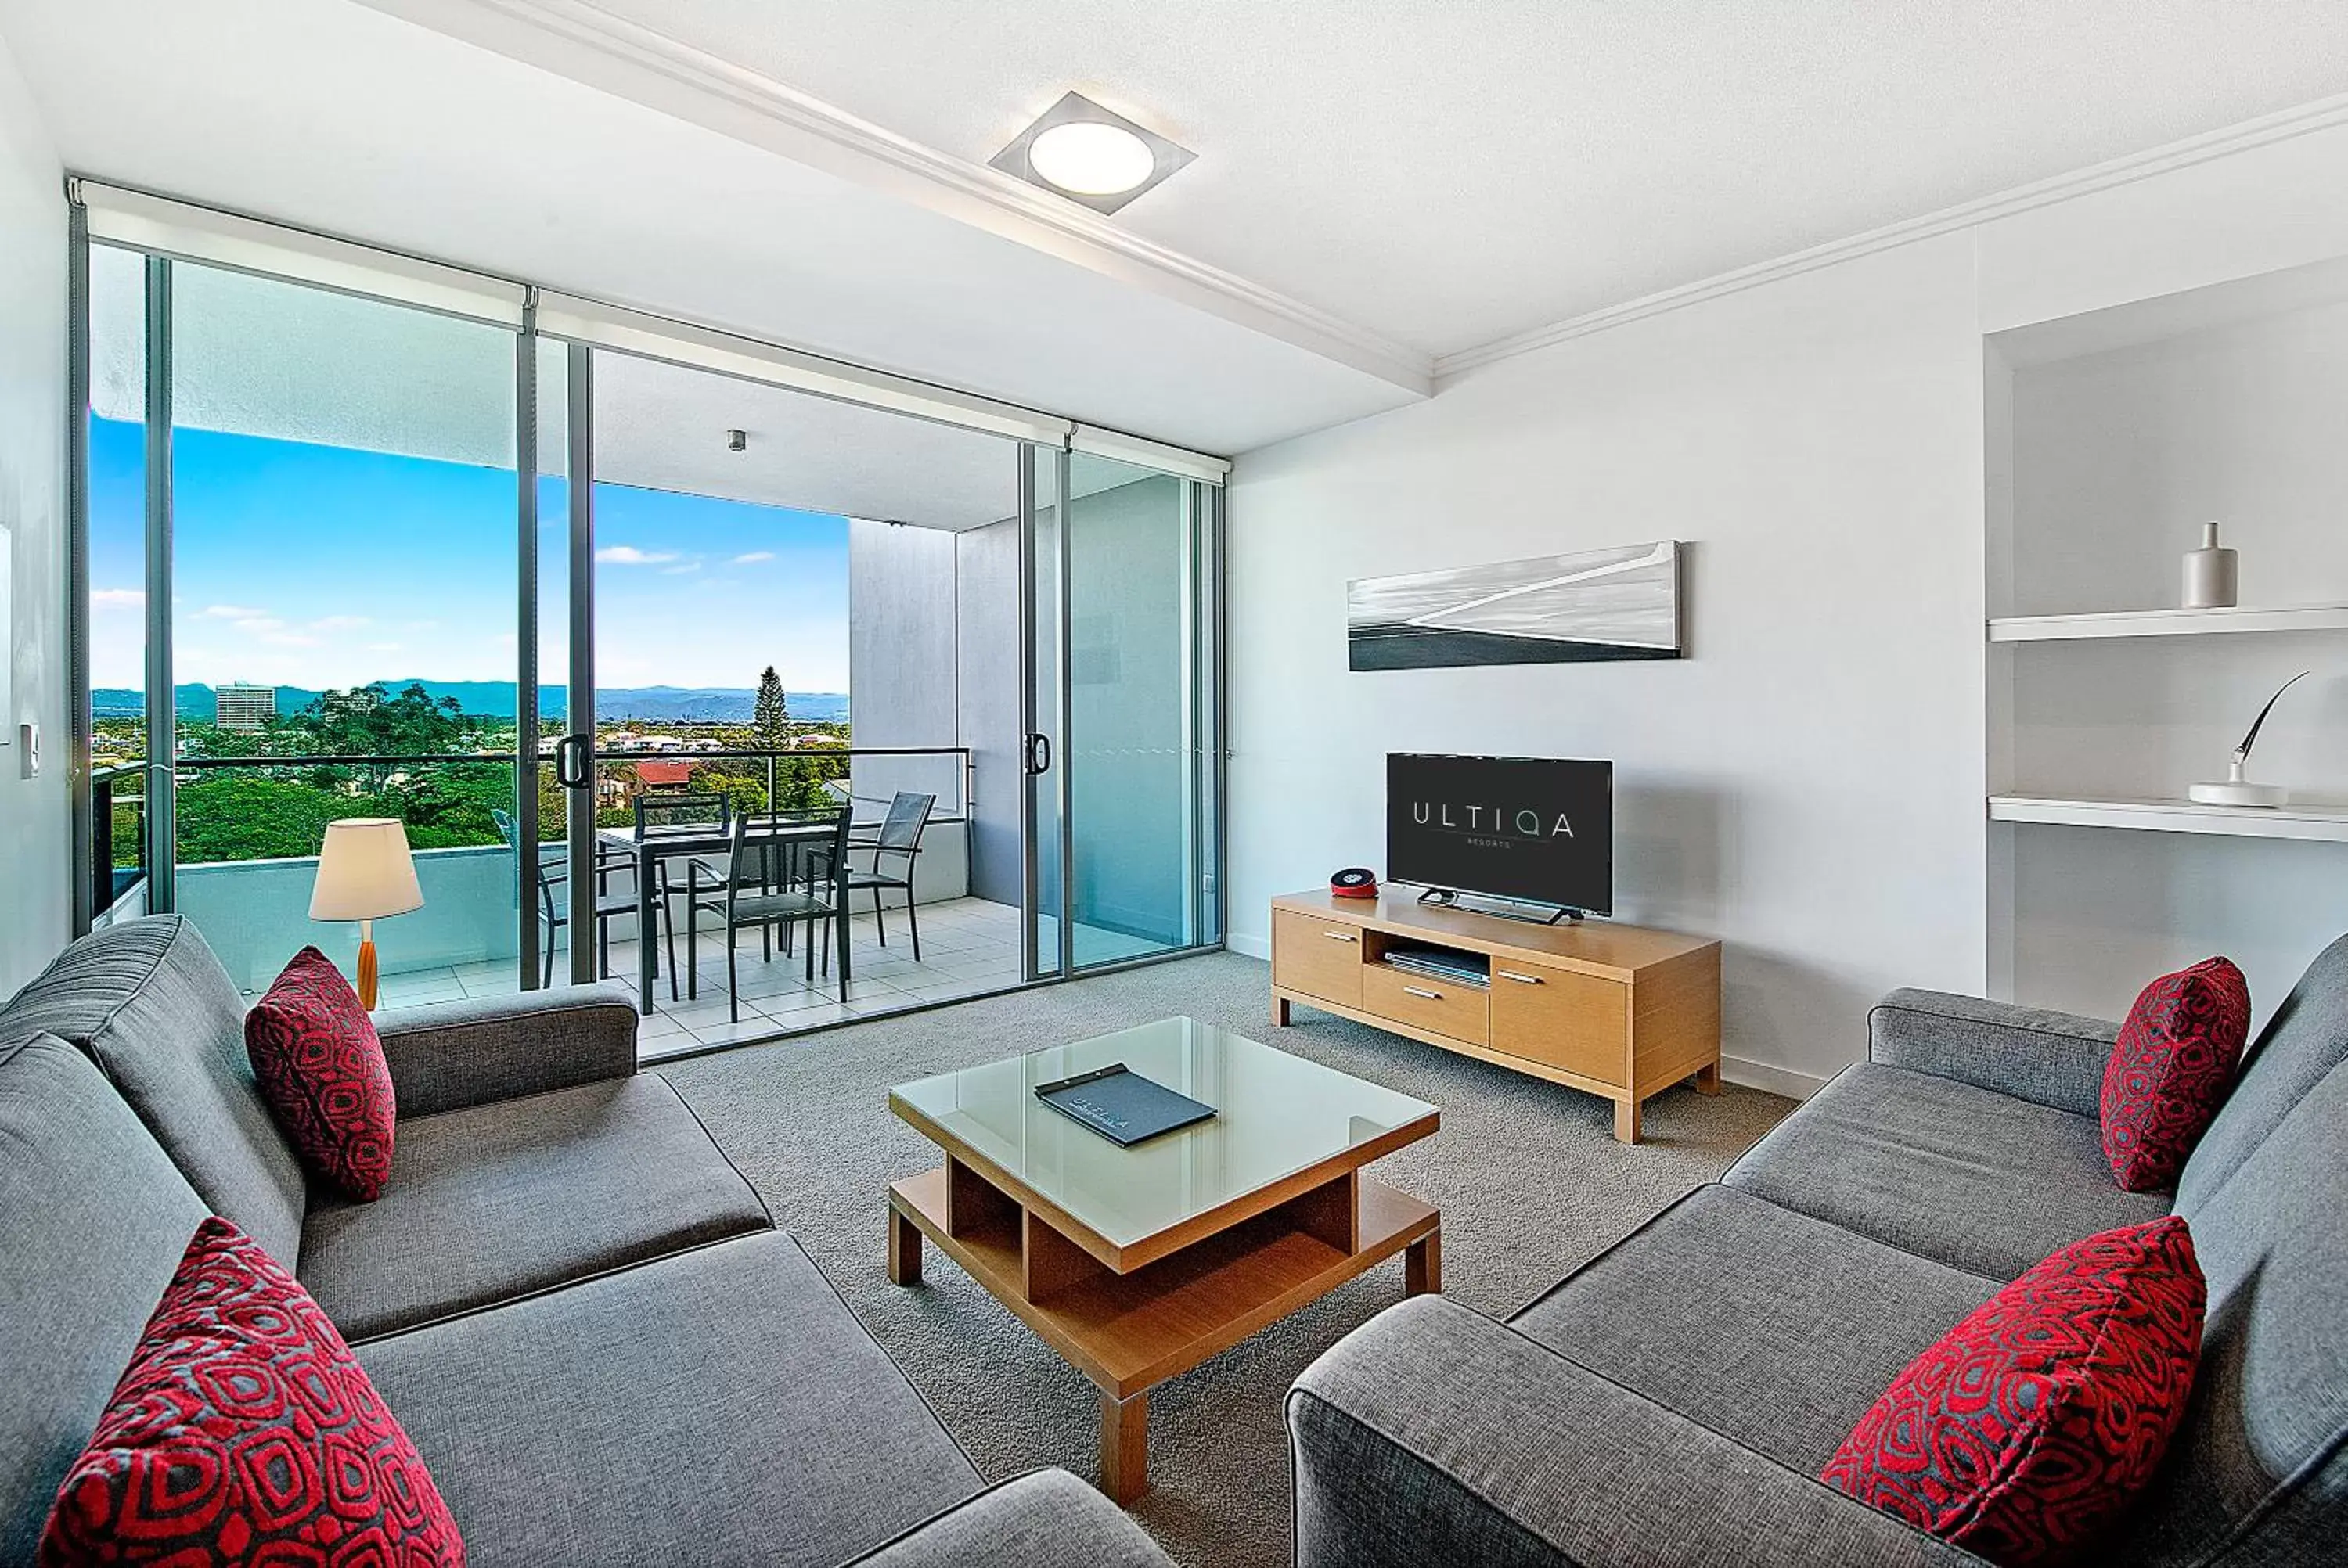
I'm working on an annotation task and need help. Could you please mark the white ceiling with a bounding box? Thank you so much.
[405,0,2348,361]
[13,0,2348,455]
[0,0,1421,456]
[588,0,2348,358]
[592,354,1020,529]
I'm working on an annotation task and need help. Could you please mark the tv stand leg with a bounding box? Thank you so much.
[1272,994,1291,1027]
[1692,1061,1721,1095]
[1612,1096,1642,1145]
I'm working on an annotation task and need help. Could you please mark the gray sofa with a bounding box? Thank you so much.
[0,915,1170,1568]
[1291,933,2348,1567]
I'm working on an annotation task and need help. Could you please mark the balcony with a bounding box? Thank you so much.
[132,747,1022,1059]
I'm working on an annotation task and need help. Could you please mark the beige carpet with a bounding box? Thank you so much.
[662,950,1795,1568]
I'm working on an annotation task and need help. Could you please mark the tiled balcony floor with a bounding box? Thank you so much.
[376,896,1025,1057]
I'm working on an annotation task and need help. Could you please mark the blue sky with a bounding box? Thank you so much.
[88,418,850,693]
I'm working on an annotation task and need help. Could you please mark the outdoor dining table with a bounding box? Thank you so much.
[596,815,848,1016]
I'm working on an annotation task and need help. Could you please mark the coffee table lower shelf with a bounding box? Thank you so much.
[887,1163,1439,1504]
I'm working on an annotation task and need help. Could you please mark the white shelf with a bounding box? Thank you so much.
[1987,603,2348,642]
[1990,795,2348,843]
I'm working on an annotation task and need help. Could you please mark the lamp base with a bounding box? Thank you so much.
[2188,779,2288,808]
[357,923,379,1010]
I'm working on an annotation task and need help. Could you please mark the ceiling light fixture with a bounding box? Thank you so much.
[992,92,1193,216]
[1028,121,1154,196]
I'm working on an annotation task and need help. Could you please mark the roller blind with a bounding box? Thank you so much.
[537,292,1075,447]
[75,181,528,329]
[1071,425,1231,484]
[74,182,1233,473]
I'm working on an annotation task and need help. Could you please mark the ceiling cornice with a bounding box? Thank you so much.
[1435,90,2348,383]
[353,0,1435,396]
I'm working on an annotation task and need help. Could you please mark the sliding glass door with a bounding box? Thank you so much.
[1025,448,1223,974]
[80,245,535,1002]
[74,190,1226,1048]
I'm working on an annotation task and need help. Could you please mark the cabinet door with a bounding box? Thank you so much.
[1272,909,1364,1008]
[1489,960,1630,1086]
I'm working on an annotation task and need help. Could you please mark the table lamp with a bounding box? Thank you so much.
[310,818,423,1009]
[2188,671,2309,809]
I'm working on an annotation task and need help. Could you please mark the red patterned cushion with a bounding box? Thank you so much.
[38,1217,463,1566]
[245,946,397,1202]
[2099,957,2249,1192]
[1821,1216,2204,1566]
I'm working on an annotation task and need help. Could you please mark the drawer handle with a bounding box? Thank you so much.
[1403,984,1442,1000]
[1497,970,1543,985]
[1322,931,1359,943]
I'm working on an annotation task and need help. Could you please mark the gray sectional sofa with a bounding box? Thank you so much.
[0,915,1170,1568]
[1291,933,2348,1567]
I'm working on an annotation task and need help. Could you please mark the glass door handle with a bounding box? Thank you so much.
[1025,733,1053,775]
[554,733,590,789]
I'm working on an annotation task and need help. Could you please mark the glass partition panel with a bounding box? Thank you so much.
[578,348,1016,1051]
[164,261,521,1002]
[1064,452,1215,966]
[86,244,150,921]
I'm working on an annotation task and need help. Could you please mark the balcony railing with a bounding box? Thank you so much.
[156,746,974,998]
[91,763,149,919]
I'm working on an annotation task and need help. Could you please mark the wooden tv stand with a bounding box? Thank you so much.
[1269,891,1722,1144]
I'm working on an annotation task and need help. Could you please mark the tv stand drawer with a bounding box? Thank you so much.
[1273,910,1365,1008]
[1363,962,1489,1047]
[1491,961,1628,1086]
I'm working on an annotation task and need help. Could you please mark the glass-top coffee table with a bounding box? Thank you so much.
[886,1016,1440,1505]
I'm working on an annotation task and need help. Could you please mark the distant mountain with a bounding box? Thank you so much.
[92,682,849,725]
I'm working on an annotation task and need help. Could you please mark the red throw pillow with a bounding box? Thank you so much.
[1821,1216,2204,1566]
[2100,957,2249,1192]
[245,946,397,1201]
[38,1217,463,1566]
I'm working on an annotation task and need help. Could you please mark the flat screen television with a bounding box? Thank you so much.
[1385,753,1612,915]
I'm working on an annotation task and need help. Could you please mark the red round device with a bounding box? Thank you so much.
[1330,867,1380,900]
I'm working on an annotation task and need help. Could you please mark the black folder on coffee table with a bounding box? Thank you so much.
[1033,1062,1216,1147]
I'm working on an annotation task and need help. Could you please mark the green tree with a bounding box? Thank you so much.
[304,682,469,757]
[384,761,515,848]
[175,775,369,863]
[753,667,790,753]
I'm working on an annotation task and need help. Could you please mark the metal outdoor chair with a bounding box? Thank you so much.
[492,807,675,997]
[834,791,935,961]
[688,807,857,1022]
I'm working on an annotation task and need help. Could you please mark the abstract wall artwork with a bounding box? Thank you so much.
[1347,540,1682,671]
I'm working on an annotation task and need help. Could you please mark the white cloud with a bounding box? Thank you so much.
[92,588,144,610]
[366,642,405,653]
[308,615,370,631]
[660,562,704,575]
[201,603,270,619]
[594,545,679,566]
[732,551,776,564]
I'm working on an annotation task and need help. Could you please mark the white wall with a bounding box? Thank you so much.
[1228,237,1987,1093]
[1228,115,2348,1095]
[0,33,67,997]
[845,517,967,813]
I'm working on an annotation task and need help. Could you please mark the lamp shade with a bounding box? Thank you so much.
[309,818,424,921]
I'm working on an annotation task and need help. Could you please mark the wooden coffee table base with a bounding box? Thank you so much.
[887,1158,1439,1505]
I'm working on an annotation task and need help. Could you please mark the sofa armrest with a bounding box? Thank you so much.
[375,984,637,1118]
[843,1469,1171,1568]
[1289,1296,1989,1568]
[1867,988,2119,1117]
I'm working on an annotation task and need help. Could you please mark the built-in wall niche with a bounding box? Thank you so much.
[2001,634,2348,807]
[1985,255,2348,1012]
[1995,269,2348,618]
[2003,825,2348,1031]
